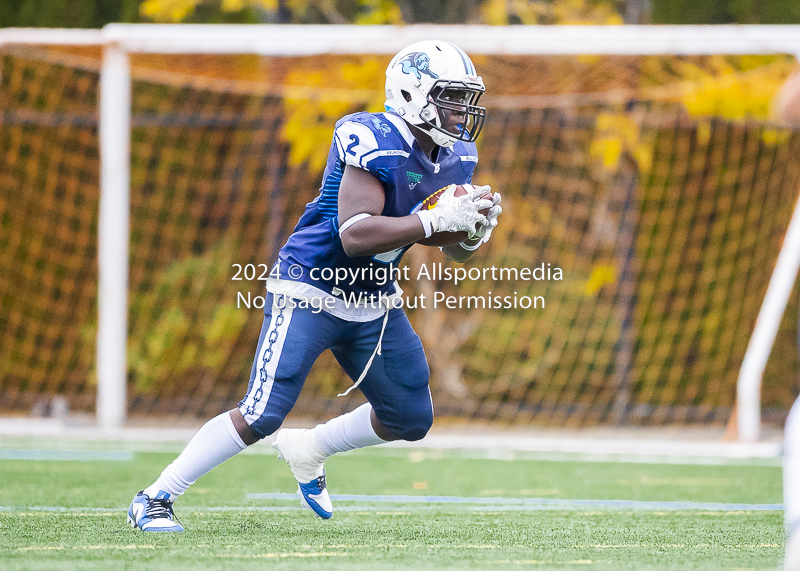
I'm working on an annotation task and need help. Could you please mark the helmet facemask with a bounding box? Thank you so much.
[417,80,486,148]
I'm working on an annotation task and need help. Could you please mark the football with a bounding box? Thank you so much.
[420,184,492,217]
[417,184,493,247]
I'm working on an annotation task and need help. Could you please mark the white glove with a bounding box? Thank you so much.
[460,185,500,243]
[475,191,502,244]
[417,184,491,236]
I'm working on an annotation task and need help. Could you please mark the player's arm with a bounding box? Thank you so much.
[339,166,491,258]
[776,64,800,125]
[338,165,429,257]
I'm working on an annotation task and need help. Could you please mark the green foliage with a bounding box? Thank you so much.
[135,0,400,23]
[126,239,249,394]
[482,0,624,25]
[16,0,97,27]
[0,0,138,27]
[138,0,274,23]
[8,0,123,27]
[8,0,800,27]
[652,0,800,24]
[0,0,24,27]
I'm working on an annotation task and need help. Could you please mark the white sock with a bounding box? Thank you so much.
[144,412,247,500]
[314,403,387,458]
[786,396,800,531]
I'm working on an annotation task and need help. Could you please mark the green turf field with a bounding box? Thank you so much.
[0,443,786,570]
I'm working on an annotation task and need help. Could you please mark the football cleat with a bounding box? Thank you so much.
[127,490,184,532]
[272,428,333,519]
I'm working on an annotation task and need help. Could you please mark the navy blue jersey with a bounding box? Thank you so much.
[277,111,478,295]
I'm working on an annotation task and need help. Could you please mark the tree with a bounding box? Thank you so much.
[652,0,800,24]
[4,0,800,26]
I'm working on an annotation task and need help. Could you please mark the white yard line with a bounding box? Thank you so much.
[247,492,784,511]
[0,449,133,461]
[0,494,784,513]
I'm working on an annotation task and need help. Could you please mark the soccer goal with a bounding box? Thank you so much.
[1,25,799,441]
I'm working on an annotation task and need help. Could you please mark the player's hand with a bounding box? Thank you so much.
[459,185,496,241]
[426,184,491,235]
[476,191,502,244]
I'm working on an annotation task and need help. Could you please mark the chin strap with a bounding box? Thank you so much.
[418,106,458,148]
[430,130,457,148]
[427,119,457,147]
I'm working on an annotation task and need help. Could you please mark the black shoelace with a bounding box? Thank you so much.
[146,495,181,525]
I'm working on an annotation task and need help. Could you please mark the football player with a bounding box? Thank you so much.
[128,40,502,531]
[775,57,800,571]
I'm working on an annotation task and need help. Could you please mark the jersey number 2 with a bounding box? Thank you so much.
[346,134,360,156]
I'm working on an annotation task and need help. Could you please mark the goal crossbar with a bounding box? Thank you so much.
[1,24,800,55]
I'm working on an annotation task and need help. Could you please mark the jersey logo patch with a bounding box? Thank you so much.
[396,52,439,81]
[407,171,423,190]
[371,117,392,137]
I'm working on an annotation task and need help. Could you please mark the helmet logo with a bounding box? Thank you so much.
[396,52,439,81]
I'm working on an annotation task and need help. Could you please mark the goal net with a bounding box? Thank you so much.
[1,27,799,429]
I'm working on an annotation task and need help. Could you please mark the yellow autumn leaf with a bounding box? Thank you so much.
[481,0,509,25]
[694,120,711,147]
[481,0,621,25]
[762,128,791,146]
[591,135,622,170]
[678,57,796,144]
[678,62,795,146]
[590,112,652,173]
[140,0,200,22]
[282,59,385,172]
[585,264,616,295]
[552,0,623,24]
[510,0,549,24]
[355,0,403,24]
[633,143,653,175]
[142,0,278,21]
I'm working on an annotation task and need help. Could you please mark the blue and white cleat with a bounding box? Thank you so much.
[127,490,184,532]
[272,428,333,519]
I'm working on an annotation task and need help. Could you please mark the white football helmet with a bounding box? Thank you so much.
[384,40,486,148]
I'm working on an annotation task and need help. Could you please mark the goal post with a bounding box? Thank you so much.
[1,24,799,437]
[96,44,131,429]
[737,188,800,442]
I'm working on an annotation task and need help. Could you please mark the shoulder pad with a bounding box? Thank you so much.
[334,113,409,171]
